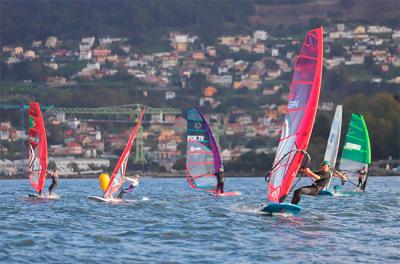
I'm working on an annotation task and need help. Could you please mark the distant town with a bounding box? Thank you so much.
[1,23,399,177]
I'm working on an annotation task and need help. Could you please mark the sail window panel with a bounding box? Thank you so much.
[289,83,311,110]
[187,142,214,163]
[192,175,217,189]
[187,163,214,178]
[287,110,305,136]
[293,57,316,82]
[301,34,318,58]
[269,136,296,194]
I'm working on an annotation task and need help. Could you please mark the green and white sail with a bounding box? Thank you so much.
[323,105,342,190]
[339,113,371,181]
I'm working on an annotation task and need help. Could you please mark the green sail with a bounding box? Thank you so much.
[341,113,371,165]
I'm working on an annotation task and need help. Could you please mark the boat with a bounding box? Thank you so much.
[261,27,324,214]
[185,107,240,197]
[319,105,343,196]
[27,102,48,198]
[88,108,145,203]
[338,113,371,192]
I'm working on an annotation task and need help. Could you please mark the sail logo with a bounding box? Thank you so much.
[288,100,299,109]
[190,146,202,151]
[29,136,40,143]
[344,142,361,151]
[187,135,204,141]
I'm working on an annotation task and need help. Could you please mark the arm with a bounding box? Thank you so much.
[334,170,348,181]
[125,177,139,187]
[301,168,320,180]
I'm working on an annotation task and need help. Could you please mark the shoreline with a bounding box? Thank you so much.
[1,173,399,180]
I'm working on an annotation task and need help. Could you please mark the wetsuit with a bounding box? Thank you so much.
[48,172,58,194]
[117,179,139,199]
[357,169,367,188]
[215,172,224,194]
[291,170,330,205]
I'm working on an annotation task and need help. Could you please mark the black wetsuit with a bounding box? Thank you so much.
[215,172,224,193]
[48,174,58,194]
[291,170,330,205]
[357,169,367,187]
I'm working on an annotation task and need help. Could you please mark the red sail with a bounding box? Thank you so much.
[267,27,323,203]
[28,102,48,193]
[104,109,145,197]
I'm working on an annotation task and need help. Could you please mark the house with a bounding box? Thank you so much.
[192,51,205,60]
[209,75,232,87]
[165,91,176,100]
[253,30,268,41]
[253,43,265,54]
[81,37,95,47]
[204,86,217,97]
[237,115,252,125]
[0,122,12,130]
[31,40,42,47]
[92,48,111,57]
[45,76,67,87]
[267,69,281,79]
[86,63,100,71]
[13,47,24,55]
[46,36,58,48]
[24,50,36,58]
[79,50,92,60]
[65,142,83,155]
[207,46,217,57]
[171,34,189,52]
[220,149,232,161]
[351,52,365,64]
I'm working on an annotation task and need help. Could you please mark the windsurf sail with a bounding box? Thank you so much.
[339,113,371,185]
[186,107,222,192]
[104,109,145,198]
[267,27,324,203]
[28,102,48,194]
[323,105,342,189]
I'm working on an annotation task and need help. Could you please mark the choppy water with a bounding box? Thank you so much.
[0,177,399,263]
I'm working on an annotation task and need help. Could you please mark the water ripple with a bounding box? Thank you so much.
[0,177,399,263]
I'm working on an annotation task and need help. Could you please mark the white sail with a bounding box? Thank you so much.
[323,105,342,189]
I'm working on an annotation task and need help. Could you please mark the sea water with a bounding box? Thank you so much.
[0,177,399,263]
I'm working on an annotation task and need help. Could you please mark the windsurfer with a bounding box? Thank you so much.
[47,160,59,196]
[292,161,341,204]
[215,167,224,194]
[117,174,140,199]
[356,166,367,190]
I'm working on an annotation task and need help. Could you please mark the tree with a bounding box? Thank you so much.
[68,162,80,176]
[172,157,185,171]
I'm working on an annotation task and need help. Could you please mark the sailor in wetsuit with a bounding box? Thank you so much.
[356,166,367,191]
[117,174,140,199]
[291,161,332,205]
[47,160,59,196]
[215,167,225,194]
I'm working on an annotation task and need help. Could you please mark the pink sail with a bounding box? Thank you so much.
[267,27,324,203]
